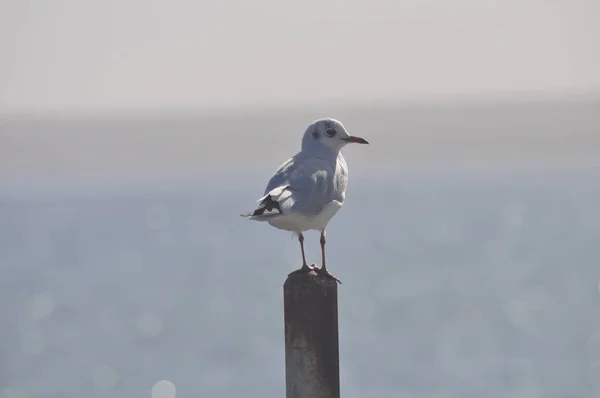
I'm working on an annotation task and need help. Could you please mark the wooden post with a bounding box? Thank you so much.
[284,271,340,398]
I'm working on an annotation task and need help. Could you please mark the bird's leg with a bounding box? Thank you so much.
[288,232,315,277]
[320,232,327,270]
[315,230,341,284]
[299,232,310,269]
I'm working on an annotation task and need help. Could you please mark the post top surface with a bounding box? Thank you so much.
[284,271,339,289]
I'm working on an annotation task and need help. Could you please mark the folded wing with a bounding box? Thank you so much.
[241,154,334,220]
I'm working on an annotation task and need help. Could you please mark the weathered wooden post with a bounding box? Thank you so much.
[284,270,340,398]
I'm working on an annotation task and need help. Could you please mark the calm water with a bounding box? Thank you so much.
[2,169,600,398]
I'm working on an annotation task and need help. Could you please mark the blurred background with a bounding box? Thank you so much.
[1,1,600,397]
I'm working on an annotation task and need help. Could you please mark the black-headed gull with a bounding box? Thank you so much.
[241,118,368,283]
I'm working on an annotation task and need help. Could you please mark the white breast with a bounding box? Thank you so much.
[267,200,343,232]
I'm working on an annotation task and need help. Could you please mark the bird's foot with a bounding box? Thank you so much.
[288,264,341,284]
[288,263,316,277]
[314,266,342,284]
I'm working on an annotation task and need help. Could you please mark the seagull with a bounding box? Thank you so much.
[241,118,368,283]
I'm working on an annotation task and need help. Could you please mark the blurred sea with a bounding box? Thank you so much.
[1,98,600,397]
[2,168,600,398]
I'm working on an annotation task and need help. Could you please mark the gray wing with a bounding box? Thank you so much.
[262,154,336,216]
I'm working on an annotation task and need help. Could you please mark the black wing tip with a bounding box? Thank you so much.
[242,193,284,218]
[253,195,282,216]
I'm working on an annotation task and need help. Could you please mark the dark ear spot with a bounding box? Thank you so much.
[312,131,319,139]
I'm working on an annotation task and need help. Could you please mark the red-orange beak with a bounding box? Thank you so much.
[343,136,369,144]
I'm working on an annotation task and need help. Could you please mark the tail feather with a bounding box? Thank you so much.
[242,213,281,221]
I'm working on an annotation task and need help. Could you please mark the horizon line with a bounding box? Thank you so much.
[2,88,599,121]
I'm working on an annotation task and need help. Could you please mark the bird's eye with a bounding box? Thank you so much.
[325,128,336,137]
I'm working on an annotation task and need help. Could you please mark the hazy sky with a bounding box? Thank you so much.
[1,0,599,113]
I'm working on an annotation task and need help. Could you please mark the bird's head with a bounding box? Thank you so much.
[301,118,368,153]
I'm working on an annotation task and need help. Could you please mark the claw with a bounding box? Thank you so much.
[288,264,341,284]
[288,263,315,277]
[314,266,342,284]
